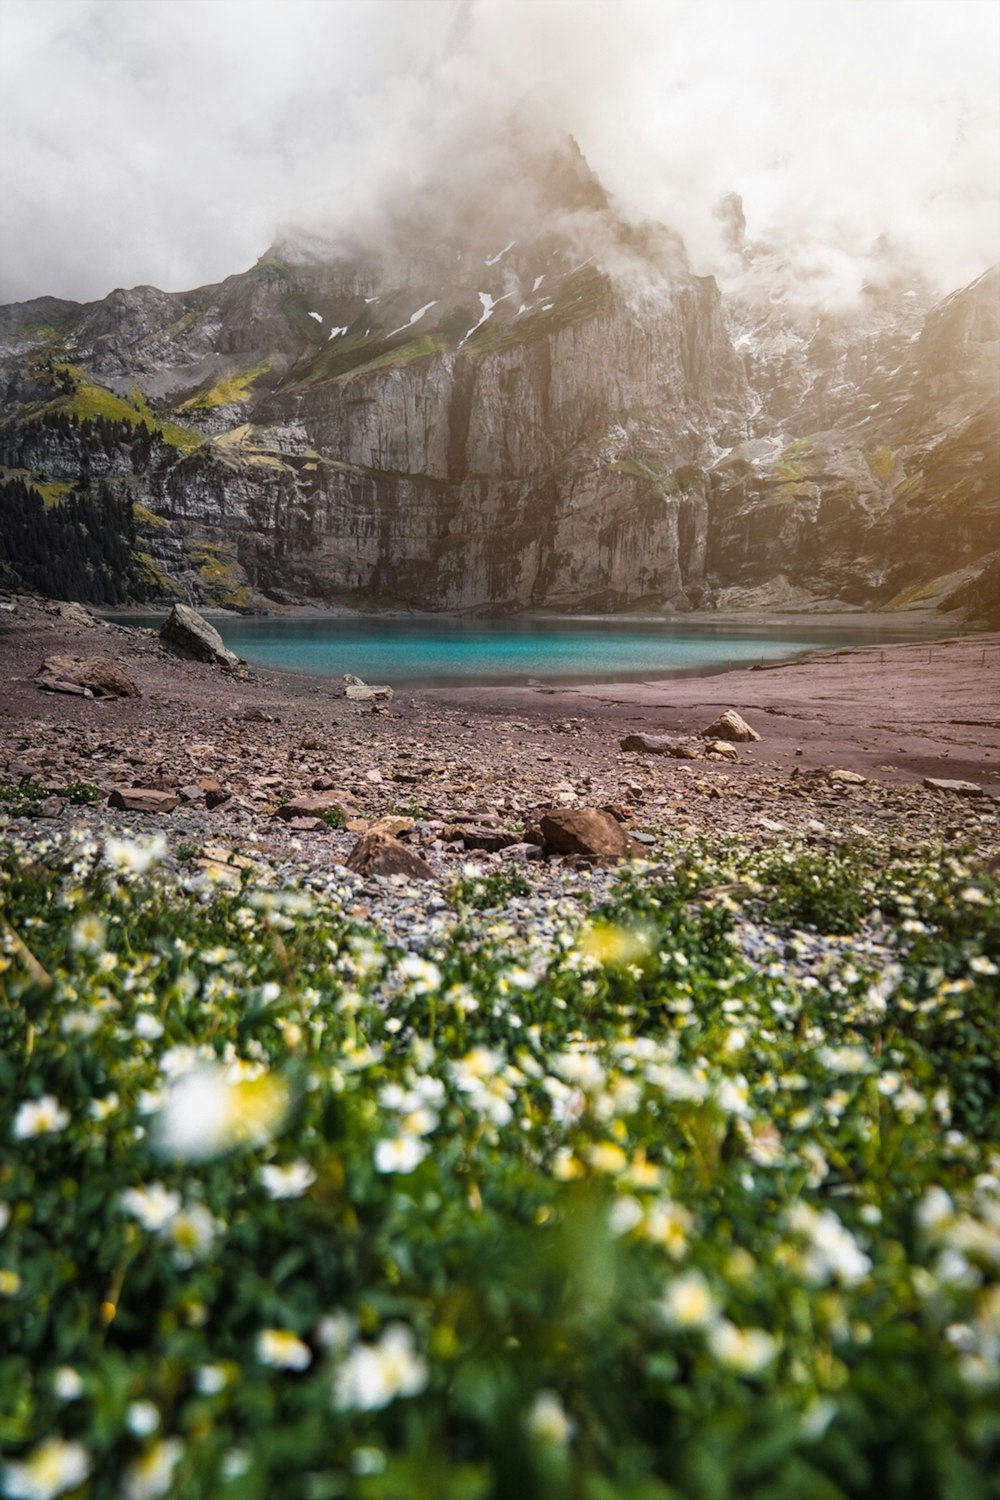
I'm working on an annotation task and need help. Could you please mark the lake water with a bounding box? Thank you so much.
[114,613,951,686]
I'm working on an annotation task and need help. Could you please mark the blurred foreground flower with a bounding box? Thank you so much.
[121,1438,183,1500]
[3,1438,91,1500]
[334,1324,428,1410]
[527,1390,575,1446]
[153,1065,290,1159]
[256,1328,312,1371]
[260,1161,317,1199]
[12,1096,69,1139]
[577,920,653,968]
[104,835,167,874]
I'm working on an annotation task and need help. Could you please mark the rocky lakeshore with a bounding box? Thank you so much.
[1,596,997,882]
[3,594,1000,1498]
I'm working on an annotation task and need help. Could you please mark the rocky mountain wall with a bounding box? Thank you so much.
[0,149,996,615]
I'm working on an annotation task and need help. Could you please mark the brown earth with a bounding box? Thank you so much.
[1,597,997,866]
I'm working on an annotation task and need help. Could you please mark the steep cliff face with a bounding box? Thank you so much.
[0,143,996,614]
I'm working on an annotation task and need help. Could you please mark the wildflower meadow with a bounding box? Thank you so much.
[1,827,998,1498]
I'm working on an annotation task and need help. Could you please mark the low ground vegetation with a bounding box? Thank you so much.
[0,829,998,1498]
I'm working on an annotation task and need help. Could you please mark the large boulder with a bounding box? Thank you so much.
[700,710,761,742]
[345,831,436,881]
[534,808,634,860]
[159,604,239,667]
[36,655,140,699]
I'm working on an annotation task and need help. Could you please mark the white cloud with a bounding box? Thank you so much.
[0,0,996,306]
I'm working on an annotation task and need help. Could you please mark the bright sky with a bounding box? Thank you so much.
[0,0,997,306]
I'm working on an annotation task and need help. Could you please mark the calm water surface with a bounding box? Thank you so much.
[115,613,951,686]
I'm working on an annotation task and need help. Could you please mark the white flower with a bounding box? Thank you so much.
[659,1272,719,1329]
[3,1438,91,1499]
[374,1137,427,1174]
[52,1367,83,1402]
[89,1094,119,1121]
[707,1320,776,1374]
[153,1064,290,1159]
[70,914,105,952]
[194,1364,231,1396]
[527,1389,575,1445]
[13,1097,69,1139]
[397,955,441,993]
[165,1204,220,1268]
[334,1323,427,1411]
[134,1013,164,1041]
[120,1182,181,1232]
[104,835,167,874]
[126,1401,160,1438]
[817,1046,870,1075]
[256,1328,312,1370]
[787,1205,871,1286]
[260,1162,316,1199]
[121,1438,183,1500]
[916,1186,955,1234]
[969,955,998,977]
[608,1195,644,1236]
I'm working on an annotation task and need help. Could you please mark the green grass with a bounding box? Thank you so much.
[0,829,997,1496]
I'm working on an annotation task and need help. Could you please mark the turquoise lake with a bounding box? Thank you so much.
[116,614,950,686]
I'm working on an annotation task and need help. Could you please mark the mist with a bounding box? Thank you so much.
[0,0,997,311]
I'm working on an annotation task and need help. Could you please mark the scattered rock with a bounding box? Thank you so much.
[922,777,986,797]
[706,740,740,761]
[160,604,240,668]
[535,807,635,860]
[273,792,354,822]
[368,815,415,838]
[107,788,181,813]
[620,733,675,754]
[44,600,103,629]
[342,674,394,702]
[36,655,140,699]
[499,842,545,862]
[701,710,761,742]
[829,768,867,785]
[345,831,436,881]
[283,816,328,833]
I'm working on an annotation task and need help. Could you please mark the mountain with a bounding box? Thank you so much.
[1,139,997,615]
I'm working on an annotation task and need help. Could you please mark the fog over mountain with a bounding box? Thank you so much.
[1,0,997,310]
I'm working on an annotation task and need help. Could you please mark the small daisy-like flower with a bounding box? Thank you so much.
[104,835,167,875]
[970,955,998,977]
[3,1438,91,1500]
[70,914,105,953]
[166,1205,220,1268]
[527,1390,575,1446]
[120,1183,181,1232]
[121,1438,183,1500]
[259,1162,316,1199]
[374,1137,427,1174]
[52,1367,84,1401]
[13,1096,69,1139]
[707,1320,777,1374]
[256,1328,312,1371]
[659,1272,719,1329]
[333,1323,427,1410]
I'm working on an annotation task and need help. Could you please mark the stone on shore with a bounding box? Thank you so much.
[159,604,239,668]
[343,674,394,702]
[345,831,436,881]
[273,792,354,822]
[108,787,180,813]
[535,807,634,860]
[922,777,985,797]
[36,654,140,699]
[701,710,761,742]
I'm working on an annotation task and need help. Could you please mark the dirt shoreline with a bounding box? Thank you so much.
[1,597,997,866]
